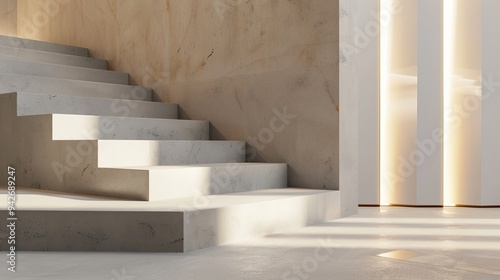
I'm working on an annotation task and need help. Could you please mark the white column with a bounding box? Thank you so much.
[416,0,443,205]
[340,0,359,216]
[481,0,500,206]
[357,0,379,205]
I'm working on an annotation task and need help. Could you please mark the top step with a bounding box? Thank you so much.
[0,35,89,57]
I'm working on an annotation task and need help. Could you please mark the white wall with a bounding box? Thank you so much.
[357,0,379,205]
[416,0,443,205]
[340,0,360,216]
[481,0,500,205]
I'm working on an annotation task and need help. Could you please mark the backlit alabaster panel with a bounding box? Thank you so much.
[444,0,482,206]
[380,0,418,205]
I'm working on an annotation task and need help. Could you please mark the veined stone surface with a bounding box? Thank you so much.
[0,2,17,36]
[15,0,341,194]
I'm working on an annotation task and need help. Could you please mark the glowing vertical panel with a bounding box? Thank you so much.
[380,0,418,206]
[443,0,457,206]
[444,0,482,206]
[379,0,392,206]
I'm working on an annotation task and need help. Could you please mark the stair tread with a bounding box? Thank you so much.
[50,113,209,140]
[0,73,152,100]
[110,163,286,171]
[16,92,178,119]
[50,113,201,121]
[97,140,246,167]
[0,35,89,57]
[98,139,242,143]
[16,92,174,106]
[0,57,128,84]
[0,45,106,69]
[0,187,333,211]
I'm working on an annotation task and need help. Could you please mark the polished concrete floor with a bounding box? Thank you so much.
[1,207,499,280]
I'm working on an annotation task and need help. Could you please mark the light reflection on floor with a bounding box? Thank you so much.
[1,207,499,280]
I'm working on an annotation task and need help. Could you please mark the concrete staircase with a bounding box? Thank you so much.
[0,35,340,252]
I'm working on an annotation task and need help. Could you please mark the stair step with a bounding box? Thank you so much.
[50,114,209,140]
[0,188,339,252]
[98,140,245,167]
[115,163,287,200]
[0,35,89,57]
[16,93,177,119]
[0,45,107,69]
[0,58,128,84]
[0,73,151,101]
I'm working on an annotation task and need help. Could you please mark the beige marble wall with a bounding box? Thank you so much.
[0,0,16,36]
[17,0,340,190]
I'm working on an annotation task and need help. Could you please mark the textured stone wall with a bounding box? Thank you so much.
[0,0,16,36]
[17,0,341,190]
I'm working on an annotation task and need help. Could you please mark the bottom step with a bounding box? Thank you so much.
[0,188,340,252]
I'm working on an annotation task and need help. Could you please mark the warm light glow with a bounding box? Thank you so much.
[443,0,457,207]
[379,0,419,206]
[379,0,393,206]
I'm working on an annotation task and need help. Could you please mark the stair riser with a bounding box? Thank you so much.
[1,134,282,201]
[0,190,339,252]
[52,114,209,141]
[0,73,151,101]
[1,94,283,201]
[0,94,200,201]
[184,190,340,251]
[0,46,107,69]
[1,138,151,201]
[16,93,177,119]
[0,211,184,252]
[149,164,287,200]
[98,141,245,167]
[0,58,128,84]
[0,35,89,57]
